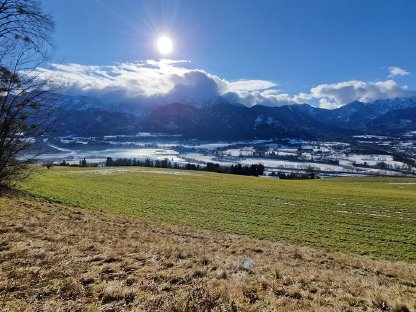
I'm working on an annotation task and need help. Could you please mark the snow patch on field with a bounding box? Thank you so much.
[336,210,391,218]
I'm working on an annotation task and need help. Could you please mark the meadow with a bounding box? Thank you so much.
[20,166,416,263]
[2,195,415,311]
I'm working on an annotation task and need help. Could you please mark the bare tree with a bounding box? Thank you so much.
[0,0,55,187]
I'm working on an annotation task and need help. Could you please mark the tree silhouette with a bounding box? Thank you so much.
[0,0,55,186]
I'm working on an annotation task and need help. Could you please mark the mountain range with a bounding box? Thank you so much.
[52,95,416,139]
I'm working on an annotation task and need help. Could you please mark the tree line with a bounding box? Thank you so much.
[268,171,318,179]
[52,158,319,179]
[105,157,265,176]
[55,157,266,177]
[53,157,324,179]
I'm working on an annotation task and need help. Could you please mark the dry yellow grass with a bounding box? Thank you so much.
[0,193,415,311]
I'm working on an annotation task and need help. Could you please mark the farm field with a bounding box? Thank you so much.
[20,166,416,263]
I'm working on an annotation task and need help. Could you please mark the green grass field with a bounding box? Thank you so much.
[20,166,416,262]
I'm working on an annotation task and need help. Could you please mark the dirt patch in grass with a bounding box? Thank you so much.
[0,194,415,311]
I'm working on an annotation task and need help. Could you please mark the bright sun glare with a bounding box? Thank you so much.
[156,36,173,54]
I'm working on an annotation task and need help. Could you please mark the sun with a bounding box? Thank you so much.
[156,36,173,54]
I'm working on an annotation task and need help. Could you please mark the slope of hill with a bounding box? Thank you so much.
[142,97,416,139]
[143,102,353,139]
[21,167,416,262]
[366,106,416,134]
[53,108,141,136]
[1,193,415,311]
[315,97,416,131]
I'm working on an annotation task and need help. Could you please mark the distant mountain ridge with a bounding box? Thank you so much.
[142,102,353,139]
[142,97,416,139]
[51,95,416,138]
[297,97,416,131]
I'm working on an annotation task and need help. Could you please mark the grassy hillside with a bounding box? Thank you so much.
[1,195,415,311]
[20,166,416,262]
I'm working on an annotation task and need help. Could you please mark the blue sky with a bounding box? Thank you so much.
[40,0,416,108]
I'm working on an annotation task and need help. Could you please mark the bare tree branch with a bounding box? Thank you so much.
[0,0,55,187]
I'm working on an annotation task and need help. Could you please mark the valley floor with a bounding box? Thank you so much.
[0,193,415,311]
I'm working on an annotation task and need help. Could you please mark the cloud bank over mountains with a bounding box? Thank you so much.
[311,79,415,109]
[35,60,415,109]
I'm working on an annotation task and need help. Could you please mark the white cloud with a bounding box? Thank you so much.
[388,66,410,78]
[318,98,340,109]
[34,61,416,110]
[228,80,276,92]
[223,90,299,107]
[310,79,415,106]
[34,60,298,108]
[292,92,312,103]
